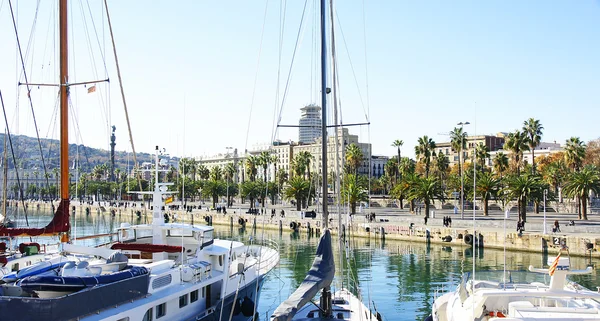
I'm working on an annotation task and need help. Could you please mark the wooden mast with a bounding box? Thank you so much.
[59,0,69,203]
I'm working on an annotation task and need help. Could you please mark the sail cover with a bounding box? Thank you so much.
[0,199,70,237]
[272,229,335,321]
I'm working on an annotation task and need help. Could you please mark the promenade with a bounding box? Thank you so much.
[21,199,600,258]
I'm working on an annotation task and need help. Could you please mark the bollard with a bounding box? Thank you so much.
[253,217,257,227]
[381,227,385,241]
[279,220,283,234]
[208,216,213,226]
[341,224,346,240]
[230,216,234,228]
[307,222,311,235]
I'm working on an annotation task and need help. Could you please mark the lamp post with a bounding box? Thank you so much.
[225,147,233,208]
[543,189,548,234]
[458,121,470,219]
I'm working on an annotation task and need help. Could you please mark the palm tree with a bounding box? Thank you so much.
[385,158,399,186]
[541,159,567,196]
[293,151,313,180]
[504,130,529,175]
[504,174,543,223]
[341,173,369,214]
[475,143,490,171]
[564,137,586,172]
[523,118,544,174]
[284,177,311,211]
[197,164,210,180]
[407,176,444,219]
[392,139,403,181]
[450,127,467,178]
[562,165,600,220]
[345,144,364,177]
[493,152,509,179]
[245,155,259,182]
[476,172,500,216]
[209,166,223,181]
[276,170,288,193]
[433,152,449,184]
[258,151,273,182]
[414,136,436,178]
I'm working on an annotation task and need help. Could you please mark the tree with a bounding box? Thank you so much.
[258,151,273,182]
[341,174,369,214]
[504,174,544,223]
[475,172,500,216]
[564,137,586,172]
[283,177,312,211]
[504,130,529,175]
[392,139,403,181]
[292,151,313,180]
[432,153,449,184]
[450,127,467,178]
[385,158,399,186]
[493,152,509,179]
[345,144,364,177]
[584,138,600,168]
[209,166,223,181]
[245,155,259,182]
[414,136,436,178]
[197,164,210,180]
[562,165,600,220]
[201,179,226,208]
[475,143,490,171]
[523,118,544,174]
[406,176,444,219]
[240,181,261,208]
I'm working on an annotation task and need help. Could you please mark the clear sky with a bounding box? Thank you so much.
[1,1,599,162]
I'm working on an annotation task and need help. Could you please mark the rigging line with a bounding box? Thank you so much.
[334,10,368,122]
[362,0,371,123]
[103,0,142,192]
[274,0,311,131]
[18,0,40,81]
[271,0,286,143]
[0,91,29,227]
[9,0,51,190]
[85,0,108,75]
[244,0,269,152]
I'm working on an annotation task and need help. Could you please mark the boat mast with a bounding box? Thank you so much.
[59,0,69,205]
[320,0,328,231]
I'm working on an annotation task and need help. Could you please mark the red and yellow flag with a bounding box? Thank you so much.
[165,196,174,204]
[549,252,561,276]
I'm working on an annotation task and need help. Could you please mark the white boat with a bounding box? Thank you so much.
[0,146,280,321]
[271,0,377,320]
[429,255,600,321]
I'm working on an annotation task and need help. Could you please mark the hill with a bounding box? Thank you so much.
[0,133,173,173]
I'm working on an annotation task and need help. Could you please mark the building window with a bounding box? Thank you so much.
[202,287,206,298]
[191,290,199,303]
[179,294,188,308]
[156,303,166,319]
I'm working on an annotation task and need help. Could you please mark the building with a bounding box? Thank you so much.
[371,155,389,179]
[434,133,506,166]
[298,104,322,144]
[489,141,563,167]
[195,149,243,183]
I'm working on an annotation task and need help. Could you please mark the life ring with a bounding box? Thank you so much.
[464,234,473,245]
[442,235,452,242]
[290,221,297,230]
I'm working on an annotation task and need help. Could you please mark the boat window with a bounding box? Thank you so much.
[179,294,188,308]
[11,263,18,272]
[218,255,223,266]
[117,318,129,321]
[191,290,199,303]
[156,303,167,319]
[142,309,152,321]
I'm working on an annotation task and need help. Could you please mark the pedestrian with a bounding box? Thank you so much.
[448,216,452,228]
[553,220,560,233]
[424,215,428,225]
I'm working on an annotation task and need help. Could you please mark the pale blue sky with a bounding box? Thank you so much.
[0,1,599,161]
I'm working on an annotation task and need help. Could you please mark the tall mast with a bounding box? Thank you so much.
[320,0,328,231]
[59,0,69,201]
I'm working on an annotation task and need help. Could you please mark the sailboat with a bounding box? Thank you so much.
[271,1,376,320]
[0,2,280,320]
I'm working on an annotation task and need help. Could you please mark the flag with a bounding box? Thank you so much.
[549,252,561,276]
[87,85,96,94]
[165,196,173,204]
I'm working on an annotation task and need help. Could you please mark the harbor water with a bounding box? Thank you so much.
[7,209,600,321]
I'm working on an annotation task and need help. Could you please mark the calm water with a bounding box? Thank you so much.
[8,208,600,321]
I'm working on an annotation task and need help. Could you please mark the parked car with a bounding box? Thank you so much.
[302,210,317,218]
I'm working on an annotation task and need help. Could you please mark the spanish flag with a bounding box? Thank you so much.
[165,196,174,204]
[549,252,561,276]
[87,85,96,94]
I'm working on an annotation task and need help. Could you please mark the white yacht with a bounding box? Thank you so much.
[429,255,600,321]
[0,147,280,321]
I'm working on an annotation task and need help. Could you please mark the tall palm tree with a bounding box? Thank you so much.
[493,152,509,179]
[562,165,600,220]
[504,130,529,175]
[564,137,586,172]
[283,177,311,211]
[245,155,259,182]
[414,136,436,178]
[476,172,500,216]
[433,152,449,184]
[345,144,364,177]
[392,139,403,181]
[450,127,467,178]
[341,173,369,214]
[475,143,490,171]
[293,151,313,180]
[196,164,210,180]
[385,158,399,186]
[523,118,544,174]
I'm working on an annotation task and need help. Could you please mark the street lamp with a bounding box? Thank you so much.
[457,121,470,219]
[225,147,233,208]
[543,189,548,234]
